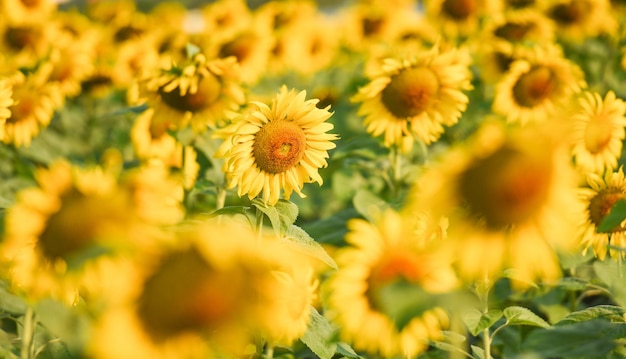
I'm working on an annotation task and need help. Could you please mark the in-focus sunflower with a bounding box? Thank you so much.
[87,218,314,359]
[352,43,473,153]
[570,90,626,175]
[130,52,245,132]
[579,168,626,260]
[323,209,457,358]
[3,70,61,147]
[492,44,586,125]
[0,161,152,304]
[216,86,338,205]
[409,121,584,286]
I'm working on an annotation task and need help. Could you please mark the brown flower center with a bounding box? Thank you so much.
[159,74,222,113]
[38,189,131,263]
[442,0,477,20]
[5,26,39,51]
[512,66,556,108]
[253,120,307,174]
[588,189,626,232]
[507,0,535,8]
[21,0,41,8]
[362,15,385,37]
[584,118,614,155]
[494,22,535,42]
[219,33,255,62]
[7,96,35,124]
[459,145,553,230]
[381,67,440,118]
[549,1,592,25]
[136,247,245,341]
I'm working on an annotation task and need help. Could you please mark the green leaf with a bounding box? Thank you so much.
[185,42,201,59]
[523,319,617,357]
[463,309,503,336]
[503,306,550,328]
[204,205,251,218]
[598,199,626,233]
[284,225,337,270]
[471,345,491,359]
[335,342,361,359]
[352,189,389,223]
[0,281,26,315]
[302,207,358,246]
[300,308,337,359]
[593,260,626,307]
[431,331,467,354]
[275,199,299,233]
[557,305,626,325]
[35,299,91,353]
[252,199,281,237]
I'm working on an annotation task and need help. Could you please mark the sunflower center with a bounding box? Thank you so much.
[253,120,307,174]
[158,74,222,113]
[584,118,614,155]
[494,22,534,42]
[362,16,385,36]
[7,97,34,123]
[137,247,244,341]
[381,67,440,118]
[512,66,556,108]
[219,34,255,62]
[442,0,477,20]
[5,26,38,51]
[549,1,591,25]
[21,0,41,8]
[38,190,130,263]
[366,253,435,330]
[494,52,514,74]
[588,190,626,232]
[458,145,553,230]
[507,0,535,8]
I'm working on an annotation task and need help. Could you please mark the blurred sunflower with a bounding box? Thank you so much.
[201,0,253,43]
[131,107,179,163]
[216,86,338,205]
[570,90,626,175]
[579,168,626,260]
[410,121,584,286]
[479,9,555,45]
[0,161,151,304]
[544,0,618,41]
[87,218,315,359]
[1,0,57,26]
[131,52,245,132]
[324,209,457,358]
[3,70,61,147]
[352,43,473,153]
[492,43,586,125]
[424,0,502,39]
[0,78,13,139]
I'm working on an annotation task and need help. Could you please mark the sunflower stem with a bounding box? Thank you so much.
[478,276,493,359]
[255,206,264,243]
[263,344,274,359]
[20,306,35,359]
[389,145,402,198]
[216,186,227,211]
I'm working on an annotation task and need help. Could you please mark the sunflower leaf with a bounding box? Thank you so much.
[523,319,617,357]
[462,308,503,336]
[597,199,626,233]
[503,306,551,328]
[285,225,337,270]
[300,307,337,359]
[275,199,299,234]
[557,305,626,325]
[252,199,281,237]
[353,189,389,222]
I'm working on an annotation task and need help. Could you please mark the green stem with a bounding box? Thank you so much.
[215,186,226,211]
[20,307,35,359]
[264,344,274,359]
[478,277,493,359]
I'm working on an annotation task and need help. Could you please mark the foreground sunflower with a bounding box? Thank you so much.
[352,43,473,153]
[0,161,150,303]
[323,209,457,358]
[410,121,584,286]
[216,86,338,205]
[87,218,316,359]
[579,168,626,260]
[569,90,626,175]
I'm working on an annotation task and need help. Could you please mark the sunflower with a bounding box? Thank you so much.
[216,86,338,205]
[578,168,626,260]
[131,107,180,163]
[1,0,57,26]
[570,90,626,175]
[201,0,253,43]
[0,161,153,304]
[130,52,245,132]
[323,209,457,358]
[479,9,555,46]
[544,0,618,41]
[424,0,502,39]
[492,43,586,125]
[409,121,584,286]
[87,218,315,359]
[0,78,13,139]
[352,43,473,153]
[3,70,61,147]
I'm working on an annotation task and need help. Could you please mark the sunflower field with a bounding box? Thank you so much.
[2,0,626,358]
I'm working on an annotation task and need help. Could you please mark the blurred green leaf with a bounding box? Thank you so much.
[462,309,503,336]
[557,305,626,325]
[523,319,617,358]
[34,299,90,354]
[300,308,337,359]
[471,345,491,359]
[301,207,359,246]
[503,306,551,329]
[593,260,626,307]
[0,282,26,315]
[352,189,389,223]
[252,199,281,237]
[284,225,337,270]
[275,200,299,234]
